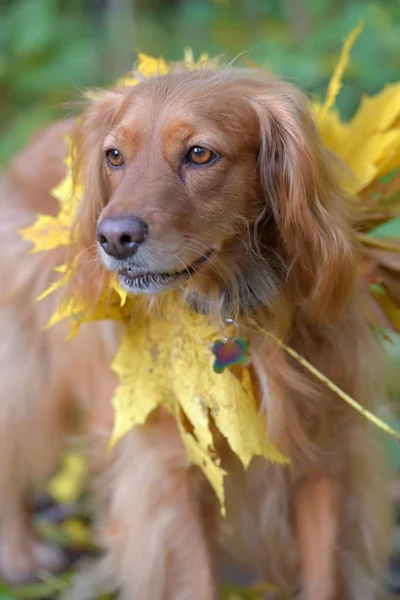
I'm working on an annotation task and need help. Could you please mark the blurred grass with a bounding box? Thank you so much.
[0,0,399,166]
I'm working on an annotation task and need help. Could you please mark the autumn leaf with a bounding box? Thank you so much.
[136,52,168,78]
[176,412,227,513]
[48,450,88,505]
[174,308,288,469]
[315,83,400,194]
[110,295,288,514]
[44,286,134,338]
[19,142,82,253]
[313,22,400,197]
[319,20,364,119]
[183,47,210,68]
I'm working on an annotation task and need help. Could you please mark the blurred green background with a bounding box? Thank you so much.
[1,0,400,167]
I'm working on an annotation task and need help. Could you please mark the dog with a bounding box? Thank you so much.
[0,64,392,599]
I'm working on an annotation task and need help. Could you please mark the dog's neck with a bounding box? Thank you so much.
[186,253,282,320]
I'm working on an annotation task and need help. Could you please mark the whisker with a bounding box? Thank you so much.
[172,254,193,280]
[173,253,208,279]
[182,245,213,262]
[182,238,225,276]
[82,257,101,264]
[186,247,229,282]
[75,243,98,261]
[183,237,214,253]
[182,245,223,279]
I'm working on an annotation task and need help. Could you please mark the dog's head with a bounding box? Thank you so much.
[72,66,355,321]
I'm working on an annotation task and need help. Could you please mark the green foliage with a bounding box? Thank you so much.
[1,0,400,166]
[0,582,16,600]
[0,0,103,165]
[133,0,400,118]
[369,217,400,239]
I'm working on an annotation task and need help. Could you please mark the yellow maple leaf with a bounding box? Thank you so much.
[173,307,288,469]
[110,295,288,514]
[183,47,210,68]
[19,213,72,252]
[119,49,211,87]
[45,285,134,338]
[19,143,82,253]
[45,295,85,335]
[117,74,139,87]
[316,86,400,195]
[48,450,87,505]
[134,52,169,79]
[177,414,227,514]
[319,20,364,120]
[37,264,71,301]
[314,21,400,195]
[110,277,128,306]
[110,316,171,447]
[117,52,169,86]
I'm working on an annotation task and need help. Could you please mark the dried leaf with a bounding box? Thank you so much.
[183,48,210,67]
[135,52,168,78]
[37,265,71,301]
[320,20,364,118]
[19,145,82,253]
[110,296,288,514]
[48,451,87,505]
[314,28,400,196]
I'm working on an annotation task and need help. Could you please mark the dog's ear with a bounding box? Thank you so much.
[71,89,128,246]
[251,82,356,321]
[68,89,128,298]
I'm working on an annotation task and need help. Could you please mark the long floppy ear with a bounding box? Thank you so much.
[71,89,129,248]
[250,80,356,321]
[68,89,129,297]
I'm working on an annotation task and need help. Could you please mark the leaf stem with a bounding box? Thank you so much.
[249,319,400,441]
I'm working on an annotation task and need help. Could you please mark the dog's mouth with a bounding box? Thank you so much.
[118,251,211,294]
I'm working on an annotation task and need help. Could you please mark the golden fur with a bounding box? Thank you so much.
[0,66,392,599]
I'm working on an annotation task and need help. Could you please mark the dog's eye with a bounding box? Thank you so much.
[105,148,124,168]
[187,146,215,165]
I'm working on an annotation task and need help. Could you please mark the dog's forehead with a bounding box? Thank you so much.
[142,70,252,110]
[119,71,259,144]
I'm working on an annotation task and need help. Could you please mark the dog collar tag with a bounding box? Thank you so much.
[212,318,249,373]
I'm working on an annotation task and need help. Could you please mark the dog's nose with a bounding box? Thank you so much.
[96,216,148,259]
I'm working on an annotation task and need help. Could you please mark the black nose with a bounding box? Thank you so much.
[96,216,148,259]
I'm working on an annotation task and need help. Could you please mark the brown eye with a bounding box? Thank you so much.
[187,146,215,165]
[105,148,124,168]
